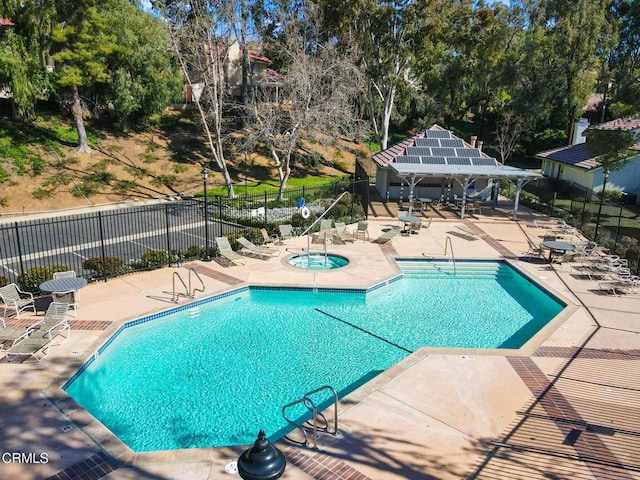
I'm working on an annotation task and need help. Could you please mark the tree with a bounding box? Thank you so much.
[51,0,125,152]
[158,0,237,197]
[585,127,637,171]
[495,111,525,165]
[245,13,363,199]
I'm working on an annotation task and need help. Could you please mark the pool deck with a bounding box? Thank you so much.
[1,202,639,480]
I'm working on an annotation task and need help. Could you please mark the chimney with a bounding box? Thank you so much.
[477,140,483,151]
[572,118,589,145]
[470,136,477,148]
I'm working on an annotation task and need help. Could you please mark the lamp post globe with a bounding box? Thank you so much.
[594,169,609,242]
[237,430,286,480]
[201,167,211,261]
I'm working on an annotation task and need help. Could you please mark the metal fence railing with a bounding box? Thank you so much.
[502,177,640,273]
[0,178,369,290]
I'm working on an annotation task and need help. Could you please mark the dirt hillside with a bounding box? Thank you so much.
[0,108,370,218]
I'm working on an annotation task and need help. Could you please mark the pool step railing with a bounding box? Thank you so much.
[282,385,339,449]
[171,268,206,303]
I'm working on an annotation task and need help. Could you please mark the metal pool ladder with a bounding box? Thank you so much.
[171,268,205,303]
[444,235,457,276]
[282,385,339,449]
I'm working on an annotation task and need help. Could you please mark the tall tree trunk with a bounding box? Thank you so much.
[71,85,91,153]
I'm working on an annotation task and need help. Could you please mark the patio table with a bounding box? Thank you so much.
[541,240,575,262]
[39,277,88,295]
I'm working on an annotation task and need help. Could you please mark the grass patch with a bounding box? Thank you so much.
[204,175,346,197]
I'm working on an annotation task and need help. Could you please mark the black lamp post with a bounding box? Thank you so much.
[594,168,610,242]
[201,167,211,261]
[237,430,286,480]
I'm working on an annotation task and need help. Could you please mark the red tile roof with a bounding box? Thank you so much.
[0,18,15,27]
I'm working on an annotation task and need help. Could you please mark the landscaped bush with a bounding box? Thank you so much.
[83,256,128,278]
[141,249,169,268]
[17,265,68,292]
[0,276,8,287]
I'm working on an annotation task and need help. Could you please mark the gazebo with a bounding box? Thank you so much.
[371,126,542,220]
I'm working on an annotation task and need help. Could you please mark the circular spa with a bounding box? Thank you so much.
[63,260,567,452]
[288,253,349,270]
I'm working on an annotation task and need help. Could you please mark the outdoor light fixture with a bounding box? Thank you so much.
[201,167,211,261]
[594,168,610,242]
[237,430,286,480]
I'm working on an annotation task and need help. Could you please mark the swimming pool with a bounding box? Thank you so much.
[64,260,565,452]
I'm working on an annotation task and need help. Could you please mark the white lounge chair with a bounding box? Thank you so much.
[215,237,247,266]
[237,237,281,259]
[0,283,36,319]
[5,302,70,362]
[52,270,79,317]
[260,228,278,246]
[278,224,296,244]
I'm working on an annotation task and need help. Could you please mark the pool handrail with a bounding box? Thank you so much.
[444,236,457,276]
[299,192,350,256]
[282,384,339,449]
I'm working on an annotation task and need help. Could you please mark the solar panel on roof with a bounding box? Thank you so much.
[466,148,483,157]
[471,157,498,166]
[394,155,422,164]
[447,157,472,165]
[440,139,465,148]
[424,130,452,139]
[414,138,440,147]
[405,147,432,156]
[420,156,447,164]
[432,147,457,157]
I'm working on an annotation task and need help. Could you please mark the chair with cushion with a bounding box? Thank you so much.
[0,284,36,319]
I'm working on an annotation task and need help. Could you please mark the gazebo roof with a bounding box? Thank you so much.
[373,125,541,180]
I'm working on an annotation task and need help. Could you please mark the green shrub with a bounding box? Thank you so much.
[0,276,8,287]
[141,249,169,268]
[17,265,68,292]
[83,256,128,278]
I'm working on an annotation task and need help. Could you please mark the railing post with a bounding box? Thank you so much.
[98,211,108,282]
[165,203,172,265]
[13,222,25,280]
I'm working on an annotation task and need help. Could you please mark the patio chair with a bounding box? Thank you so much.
[354,221,369,242]
[237,237,281,259]
[5,302,70,362]
[333,222,355,243]
[52,270,79,317]
[0,283,36,319]
[278,224,296,244]
[215,237,247,266]
[260,228,278,246]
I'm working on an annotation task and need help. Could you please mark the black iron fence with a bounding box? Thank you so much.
[502,177,640,272]
[0,178,368,290]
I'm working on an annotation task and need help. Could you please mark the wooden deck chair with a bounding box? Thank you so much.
[215,237,247,266]
[0,284,36,319]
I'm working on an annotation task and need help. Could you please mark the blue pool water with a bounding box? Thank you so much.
[64,261,564,452]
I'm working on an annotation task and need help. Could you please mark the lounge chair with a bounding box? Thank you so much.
[373,227,401,244]
[333,222,355,243]
[5,302,70,362]
[0,283,36,319]
[599,275,640,296]
[260,228,278,246]
[237,237,281,259]
[354,221,369,242]
[215,237,247,266]
[278,224,296,244]
[52,270,79,317]
[455,224,483,238]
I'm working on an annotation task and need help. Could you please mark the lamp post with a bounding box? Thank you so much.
[201,167,211,261]
[594,169,609,242]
